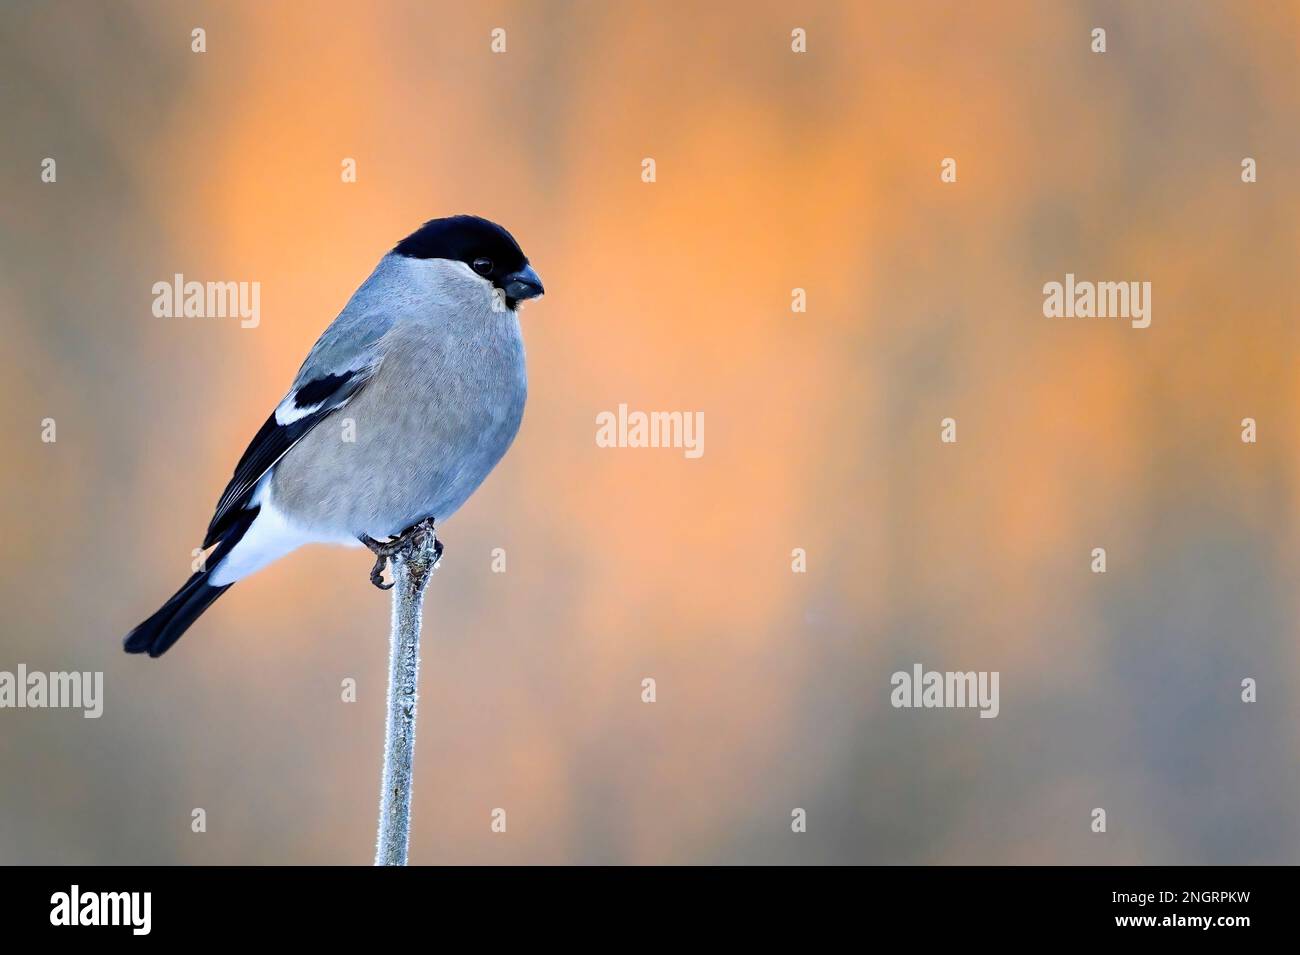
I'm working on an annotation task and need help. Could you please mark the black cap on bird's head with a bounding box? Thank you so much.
[393,215,544,309]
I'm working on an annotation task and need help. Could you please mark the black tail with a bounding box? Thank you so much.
[123,507,258,658]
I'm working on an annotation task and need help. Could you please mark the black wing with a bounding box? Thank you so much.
[203,368,370,548]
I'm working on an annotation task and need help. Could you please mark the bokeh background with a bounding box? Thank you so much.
[1,0,1298,864]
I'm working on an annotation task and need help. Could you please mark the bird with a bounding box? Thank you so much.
[123,214,543,658]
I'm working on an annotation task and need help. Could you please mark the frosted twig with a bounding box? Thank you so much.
[372,518,440,866]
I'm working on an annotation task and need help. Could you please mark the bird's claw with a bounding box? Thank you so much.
[359,518,441,590]
[368,552,396,590]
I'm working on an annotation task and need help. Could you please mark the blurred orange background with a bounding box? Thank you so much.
[1,0,1297,863]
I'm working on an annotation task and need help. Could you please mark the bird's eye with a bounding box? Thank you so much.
[472,258,494,277]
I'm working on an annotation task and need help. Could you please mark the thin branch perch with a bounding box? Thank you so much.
[372,517,440,866]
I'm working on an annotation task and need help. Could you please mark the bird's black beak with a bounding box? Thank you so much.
[503,264,544,301]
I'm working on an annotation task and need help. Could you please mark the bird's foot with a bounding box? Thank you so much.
[362,546,396,590]
[359,518,441,590]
